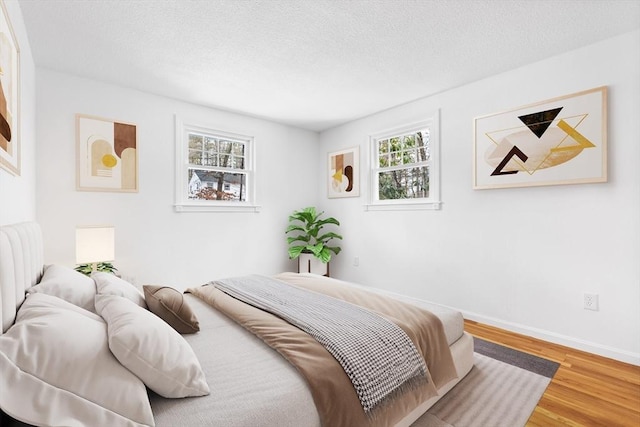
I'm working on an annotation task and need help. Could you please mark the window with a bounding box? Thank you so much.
[175,117,258,212]
[367,112,440,210]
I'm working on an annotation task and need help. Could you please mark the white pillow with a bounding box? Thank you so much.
[0,293,154,427]
[93,271,147,309]
[27,264,97,312]
[95,293,210,398]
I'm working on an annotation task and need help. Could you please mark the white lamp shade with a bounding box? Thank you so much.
[76,226,115,264]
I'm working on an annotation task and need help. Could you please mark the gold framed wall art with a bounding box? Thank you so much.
[473,86,607,190]
[76,114,138,192]
[0,0,20,176]
[328,146,359,198]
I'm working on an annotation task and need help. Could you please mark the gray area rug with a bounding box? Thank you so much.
[411,338,559,427]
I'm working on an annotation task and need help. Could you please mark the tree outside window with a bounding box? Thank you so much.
[174,117,257,212]
[368,113,440,211]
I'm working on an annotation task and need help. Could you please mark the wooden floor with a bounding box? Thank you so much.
[464,320,640,427]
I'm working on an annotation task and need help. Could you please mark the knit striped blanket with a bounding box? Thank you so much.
[214,275,428,413]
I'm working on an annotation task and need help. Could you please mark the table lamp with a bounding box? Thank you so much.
[75,225,115,272]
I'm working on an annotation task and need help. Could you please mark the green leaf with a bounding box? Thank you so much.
[74,264,93,276]
[308,242,324,257]
[287,235,310,245]
[288,245,306,259]
[74,262,118,276]
[317,247,332,263]
[289,206,317,225]
[316,217,340,227]
[316,231,343,243]
[326,246,342,256]
[98,263,117,274]
[306,226,320,238]
[285,224,307,234]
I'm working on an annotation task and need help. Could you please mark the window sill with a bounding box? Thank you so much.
[364,201,442,211]
[174,204,261,213]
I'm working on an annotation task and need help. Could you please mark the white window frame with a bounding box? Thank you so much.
[366,111,441,211]
[174,115,259,213]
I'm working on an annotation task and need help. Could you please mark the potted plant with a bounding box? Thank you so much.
[286,206,342,276]
[74,262,118,276]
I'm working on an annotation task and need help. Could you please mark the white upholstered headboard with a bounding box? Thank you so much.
[0,222,44,333]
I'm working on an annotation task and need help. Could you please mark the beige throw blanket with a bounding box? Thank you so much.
[188,273,457,427]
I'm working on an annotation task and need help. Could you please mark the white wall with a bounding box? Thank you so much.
[28,19,640,364]
[0,0,36,225]
[319,30,640,364]
[36,69,319,289]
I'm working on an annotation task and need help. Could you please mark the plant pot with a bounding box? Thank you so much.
[298,253,329,277]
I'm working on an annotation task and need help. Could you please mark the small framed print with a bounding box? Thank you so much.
[328,146,359,198]
[76,114,138,192]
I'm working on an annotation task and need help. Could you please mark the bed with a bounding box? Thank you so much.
[0,222,474,427]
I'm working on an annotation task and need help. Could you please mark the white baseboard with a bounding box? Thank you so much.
[358,285,640,366]
[462,310,640,366]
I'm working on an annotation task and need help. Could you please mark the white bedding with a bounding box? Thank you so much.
[0,222,474,427]
[151,293,321,427]
[150,286,472,427]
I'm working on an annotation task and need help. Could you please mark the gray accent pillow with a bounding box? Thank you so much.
[143,285,200,333]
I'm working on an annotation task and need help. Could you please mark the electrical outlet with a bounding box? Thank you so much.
[353,257,359,267]
[584,293,599,311]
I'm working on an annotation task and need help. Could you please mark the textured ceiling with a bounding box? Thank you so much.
[17,0,640,131]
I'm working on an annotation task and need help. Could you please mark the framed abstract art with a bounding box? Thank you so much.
[76,114,138,192]
[0,0,20,176]
[473,86,607,190]
[328,146,359,198]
